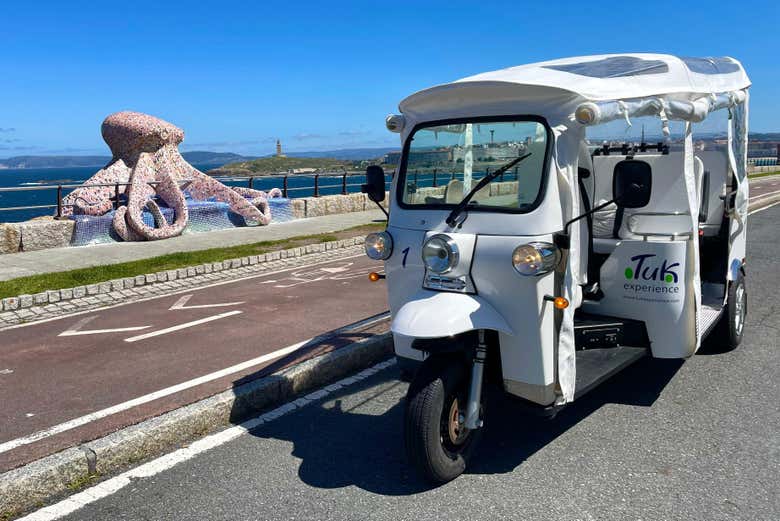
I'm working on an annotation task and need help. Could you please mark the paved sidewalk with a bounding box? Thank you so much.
[0,209,385,281]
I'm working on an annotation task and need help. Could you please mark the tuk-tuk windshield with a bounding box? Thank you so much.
[398,119,549,212]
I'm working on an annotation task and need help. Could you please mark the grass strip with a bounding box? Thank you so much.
[748,170,779,179]
[0,223,384,299]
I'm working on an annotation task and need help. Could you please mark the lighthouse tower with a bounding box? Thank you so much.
[275,139,286,158]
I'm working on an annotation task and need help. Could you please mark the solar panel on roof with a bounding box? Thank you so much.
[680,57,741,75]
[542,56,669,78]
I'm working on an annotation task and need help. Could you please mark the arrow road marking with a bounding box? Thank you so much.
[169,294,245,310]
[59,316,151,337]
[124,310,243,343]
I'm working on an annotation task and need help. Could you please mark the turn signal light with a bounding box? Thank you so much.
[368,272,385,282]
[544,295,569,309]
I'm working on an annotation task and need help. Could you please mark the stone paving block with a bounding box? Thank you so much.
[18,294,33,308]
[230,259,241,269]
[60,288,73,300]
[123,277,136,289]
[248,256,258,265]
[47,290,61,303]
[177,268,188,279]
[135,275,146,286]
[111,279,125,292]
[155,271,168,282]
[187,267,197,277]
[98,282,112,294]
[33,292,48,305]
[2,297,19,311]
[240,257,249,266]
[195,265,205,275]
[15,309,35,319]
[87,284,100,295]
[145,273,158,284]
[167,270,178,281]
[203,264,212,274]
[212,262,223,272]
[72,286,86,299]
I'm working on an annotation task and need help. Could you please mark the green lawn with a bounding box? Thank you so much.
[748,170,779,179]
[0,223,384,299]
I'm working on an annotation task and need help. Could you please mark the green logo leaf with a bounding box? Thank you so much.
[624,268,633,280]
[665,274,674,283]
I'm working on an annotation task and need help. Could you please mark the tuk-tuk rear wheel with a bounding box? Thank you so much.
[404,356,483,484]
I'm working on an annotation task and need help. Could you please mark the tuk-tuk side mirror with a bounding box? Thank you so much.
[361,165,389,218]
[613,160,652,209]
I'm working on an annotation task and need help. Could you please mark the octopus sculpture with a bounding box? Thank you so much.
[62,111,282,241]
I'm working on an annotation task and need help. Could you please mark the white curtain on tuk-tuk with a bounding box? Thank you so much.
[554,125,585,404]
[683,123,703,348]
[726,93,749,283]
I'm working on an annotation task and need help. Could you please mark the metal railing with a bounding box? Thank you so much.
[747,157,778,167]
[0,169,396,221]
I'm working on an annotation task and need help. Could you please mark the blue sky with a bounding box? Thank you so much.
[1,0,778,158]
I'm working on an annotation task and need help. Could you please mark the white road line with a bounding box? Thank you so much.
[16,358,397,521]
[0,253,366,333]
[0,311,390,456]
[749,201,780,216]
[58,316,150,337]
[169,294,244,310]
[123,310,243,343]
[750,189,780,200]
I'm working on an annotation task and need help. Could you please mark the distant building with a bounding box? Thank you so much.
[276,139,286,158]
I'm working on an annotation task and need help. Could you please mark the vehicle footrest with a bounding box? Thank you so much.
[574,346,648,399]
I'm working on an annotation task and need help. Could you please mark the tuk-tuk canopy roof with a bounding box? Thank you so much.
[399,54,751,116]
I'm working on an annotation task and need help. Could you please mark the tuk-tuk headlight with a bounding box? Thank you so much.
[422,234,459,274]
[512,242,560,276]
[365,231,393,260]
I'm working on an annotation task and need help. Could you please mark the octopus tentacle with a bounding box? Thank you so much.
[180,161,271,225]
[124,157,188,240]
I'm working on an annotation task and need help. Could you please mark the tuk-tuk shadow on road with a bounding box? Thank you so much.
[238,358,682,494]
[469,357,683,476]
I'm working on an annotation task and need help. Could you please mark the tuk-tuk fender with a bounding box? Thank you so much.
[391,290,513,339]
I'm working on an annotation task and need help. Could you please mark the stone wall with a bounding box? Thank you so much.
[291,192,389,219]
[0,220,74,254]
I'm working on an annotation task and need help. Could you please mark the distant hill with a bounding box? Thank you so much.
[210,156,360,176]
[0,155,112,169]
[285,147,398,161]
[0,151,255,170]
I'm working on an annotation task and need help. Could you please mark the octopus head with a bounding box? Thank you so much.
[102,111,185,160]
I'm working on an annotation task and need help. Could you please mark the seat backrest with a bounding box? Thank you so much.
[695,149,729,234]
[591,152,692,244]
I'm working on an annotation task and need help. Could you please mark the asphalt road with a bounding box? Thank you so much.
[0,253,388,471]
[54,205,780,520]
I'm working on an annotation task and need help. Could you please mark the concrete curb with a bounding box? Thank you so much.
[0,332,393,518]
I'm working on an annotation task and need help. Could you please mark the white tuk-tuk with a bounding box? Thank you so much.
[361,54,751,483]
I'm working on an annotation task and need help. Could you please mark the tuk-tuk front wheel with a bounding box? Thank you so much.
[404,356,483,484]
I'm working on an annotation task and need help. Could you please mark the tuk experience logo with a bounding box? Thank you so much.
[623,253,681,298]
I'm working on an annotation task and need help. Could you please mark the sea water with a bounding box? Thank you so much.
[0,165,369,223]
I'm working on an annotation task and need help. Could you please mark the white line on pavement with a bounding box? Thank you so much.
[16,358,397,521]
[0,311,390,456]
[58,316,150,337]
[168,294,244,310]
[0,252,366,332]
[123,310,243,343]
[749,201,780,216]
